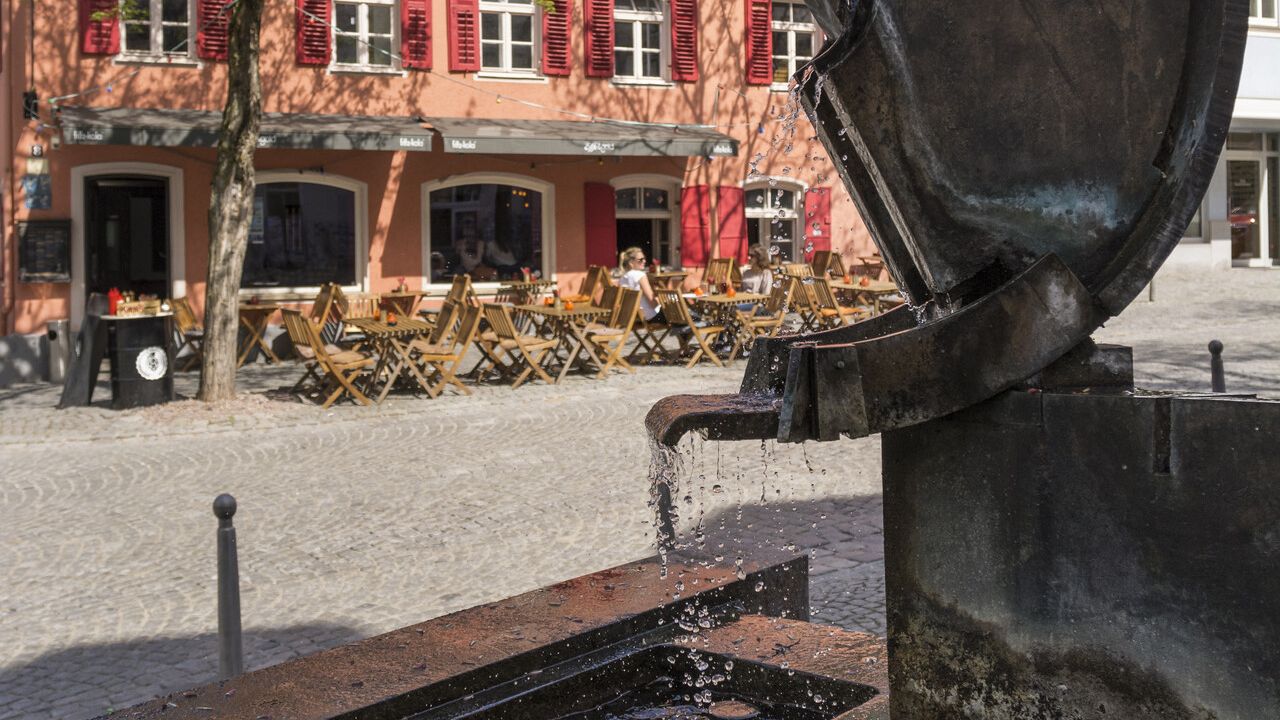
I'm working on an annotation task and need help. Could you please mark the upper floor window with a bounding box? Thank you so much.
[771,0,815,88]
[614,0,665,82]
[1251,0,1278,27]
[481,0,538,74]
[121,0,193,57]
[746,182,802,261]
[334,0,397,69]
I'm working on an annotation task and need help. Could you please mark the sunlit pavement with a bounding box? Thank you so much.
[1,267,1277,719]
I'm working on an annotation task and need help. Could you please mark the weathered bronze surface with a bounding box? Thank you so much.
[648,0,1249,448]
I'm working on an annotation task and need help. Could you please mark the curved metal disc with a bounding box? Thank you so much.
[646,255,1102,446]
[801,0,1248,316]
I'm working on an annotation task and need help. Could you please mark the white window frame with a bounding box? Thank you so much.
[241,171,370,297]
[744,179,806,261]
[479,0,540,77]
[769,0,818,92]
[421,172,556,291]
[118,0,194,59]
[611,174,682,267]
[1249,0,1279,29]
[612,2,669,85]
[1226,133,1279,267]
[331,0,402,72]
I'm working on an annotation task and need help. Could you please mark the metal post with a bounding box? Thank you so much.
[1147,278,1155,303]
[1209,340,1225,393]
[214,494,243,679]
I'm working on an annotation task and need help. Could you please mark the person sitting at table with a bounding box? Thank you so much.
[617,247,666,324]
[741,246,774,294]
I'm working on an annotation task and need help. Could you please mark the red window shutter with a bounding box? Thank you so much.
[584,183,618,268]
[80,0,120,56]
[715,186,748,264]
[402,0,433,69]
[295,0,331,65]
[583,0,614,78]
[744,0,771,85]
[804,187,832,260]
[448,0,480,71]
[197,0,230,61]
[669,0,698,82]
[542,0,573,76]
[680,186,711,267]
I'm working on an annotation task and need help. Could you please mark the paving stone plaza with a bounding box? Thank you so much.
[1,268,1277,720]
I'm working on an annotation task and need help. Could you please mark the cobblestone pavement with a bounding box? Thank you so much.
[1,267,1277,719]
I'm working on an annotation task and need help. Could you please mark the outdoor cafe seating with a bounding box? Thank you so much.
[176,252,893,407]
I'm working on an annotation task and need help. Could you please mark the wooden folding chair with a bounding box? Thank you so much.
[656,289,725,368]
[730,277,795,360]
[585,287,640,378]
[782,262,814,279]
[477,303,559,388]
[810,250,847,278]
[281,309,376,408]
[308,283,344,344]
[281,307,342,397]
[628,302,676,365]
[811,277,868,328]
[564,265,609,304]
[169,297,204,371]
[704,258,735,289]
[410,302,481,398]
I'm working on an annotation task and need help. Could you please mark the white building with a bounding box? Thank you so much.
[1173,8,1280,269]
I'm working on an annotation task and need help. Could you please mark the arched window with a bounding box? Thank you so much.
[745,180,804,262]
[613,180,678,267]
[243,177,362,288]
[426,179,547,282]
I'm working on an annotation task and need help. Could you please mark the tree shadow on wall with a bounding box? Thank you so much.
[1,622,367,720]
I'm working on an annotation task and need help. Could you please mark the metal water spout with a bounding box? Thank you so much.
[649,0,1246,448]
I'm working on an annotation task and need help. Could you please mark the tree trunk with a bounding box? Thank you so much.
[199,0,265,402]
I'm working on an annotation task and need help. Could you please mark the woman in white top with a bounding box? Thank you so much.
[616,247,664,322]
[740,245,774,295]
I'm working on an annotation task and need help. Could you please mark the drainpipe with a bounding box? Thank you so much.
[2,0,19,335]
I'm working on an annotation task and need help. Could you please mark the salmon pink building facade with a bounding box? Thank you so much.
[0,0,873,336]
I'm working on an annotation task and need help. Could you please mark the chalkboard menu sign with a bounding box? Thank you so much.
[18,220,72,283]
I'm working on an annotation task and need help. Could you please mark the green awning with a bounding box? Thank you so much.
[58,106,434,152]
[421,117,738,157]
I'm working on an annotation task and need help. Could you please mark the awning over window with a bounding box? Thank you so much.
[57,106,434,152]
[421,117,739,157]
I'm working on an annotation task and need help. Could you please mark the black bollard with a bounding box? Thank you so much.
[213,494,243,679]
[1209,340,1225,393]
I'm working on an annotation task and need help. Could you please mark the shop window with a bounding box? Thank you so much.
[614,0,665,82]
[429,184,544,282]
[334,0,397,68]
[480,0,538,74]
[121,0,194,57]
[770,0,815,88]
[243,182,357,288]
[745,182,801,261]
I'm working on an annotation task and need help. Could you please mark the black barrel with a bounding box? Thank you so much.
[107,314,175,409]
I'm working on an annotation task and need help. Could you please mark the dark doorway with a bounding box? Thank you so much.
[85,176,170,298]
[617,218,654,260]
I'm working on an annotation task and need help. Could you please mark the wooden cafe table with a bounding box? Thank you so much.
[499,278,558,305]
[687,291,767,327]
[342,316,434,402]
[516,303,612,382]
[380,291,425,317]
[237,303,281,367]
[648,270,689,291]
[830,278,899,315]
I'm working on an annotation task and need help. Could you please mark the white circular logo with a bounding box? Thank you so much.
[136,347,168,381]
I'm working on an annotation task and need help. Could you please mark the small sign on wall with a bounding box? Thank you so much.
[18,220,71,283]
[22,174,51,210]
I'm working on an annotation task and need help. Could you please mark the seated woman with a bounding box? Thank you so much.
[616,247,665,324]
[739,246,774,312]
[740,246,774,295]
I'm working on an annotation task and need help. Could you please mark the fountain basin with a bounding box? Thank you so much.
[103,557,888,720]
